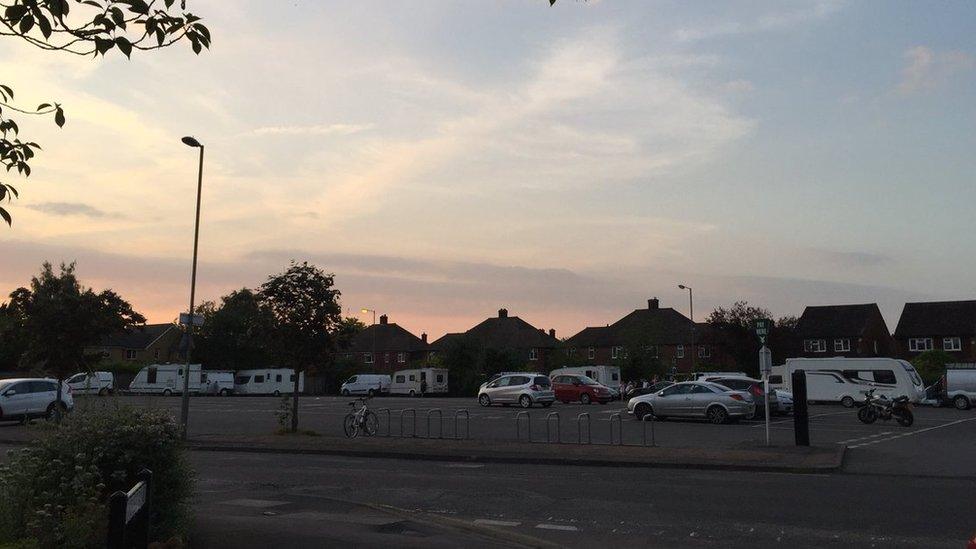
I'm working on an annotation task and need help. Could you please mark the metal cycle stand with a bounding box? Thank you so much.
[642,414,656,447]
[576,412,591,445]
[376,408,391,437]
[609,413,622,445]
[515,411,531,442]
[400,408,417,438]
[453,410,470,440]
[426,409,443,439]
[545,411,561,443]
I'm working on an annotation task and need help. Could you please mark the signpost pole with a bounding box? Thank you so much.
[755,319,773,447]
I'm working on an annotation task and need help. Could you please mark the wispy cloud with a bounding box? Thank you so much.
[897,46,974,95]
[250,123,375,136]
[672,0,845,42]
[25,202,112,218]
[809,248,894,268]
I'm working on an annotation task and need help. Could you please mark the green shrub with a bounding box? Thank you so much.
[0,406,194,548]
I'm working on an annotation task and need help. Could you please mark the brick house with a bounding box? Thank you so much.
[893,300,976,362]
[90,323,182,363]
[794,304,895,358]
[430,308,560,369]
[342,315,430,371]
[563,298,732,373]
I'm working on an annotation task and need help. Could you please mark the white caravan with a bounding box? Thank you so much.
[201,370,235,396]
[389,368,448,396]
[774,358,925,406]
[549,366,622,390]
[234,368,304,395]
[129,364,202,395]
[66,371,114,396]
[340,374,391,396]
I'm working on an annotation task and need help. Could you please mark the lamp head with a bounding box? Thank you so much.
[181,136,202,148]
[678,284,687,290]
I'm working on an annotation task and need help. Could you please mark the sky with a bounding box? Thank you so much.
[2,0,975,340]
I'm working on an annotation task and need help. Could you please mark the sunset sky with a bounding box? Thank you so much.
[2,1,975,340]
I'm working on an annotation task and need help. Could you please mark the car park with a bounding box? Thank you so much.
[0,378,74,423]
[705,376,778,419]
[66,371,114,396]
[550,374,613,404]
[627,381,754,424]
[479,374,554,408]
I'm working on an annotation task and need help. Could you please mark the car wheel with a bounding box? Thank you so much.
[341,389,350,397]
[519,395,532,408]
[219,388,230,396]
[479,394,491,407]
[634,403,652,421]
[841,396,855,408]
[162,389,173,397]
[706,406,729,425]
[580,393,591,405]
[367,389,376,397]
[98,387,109,397]
[953,395,971,410]
[409,390,416,397]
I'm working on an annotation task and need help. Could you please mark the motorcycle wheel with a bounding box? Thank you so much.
[896,409,914,428]
[857,406,878,424]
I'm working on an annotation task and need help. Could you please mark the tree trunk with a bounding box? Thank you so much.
[290,369,300,433]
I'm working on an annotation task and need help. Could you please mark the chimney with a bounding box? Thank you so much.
[379,314,388,325]
[549,329,556,338]
[421,332,428,344]
[498,308,508,318]
[648,298,659,310]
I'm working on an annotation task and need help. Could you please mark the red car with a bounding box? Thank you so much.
[551,374,613,404]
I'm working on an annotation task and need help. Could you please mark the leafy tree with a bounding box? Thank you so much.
[0,0,211,226]
[335,316,367,351]
[12,262,145,420]
[912,350,953,386]
[192,288,274,371]
[259,261,341,432]
[0,292,28,370]
[705,301,774,375]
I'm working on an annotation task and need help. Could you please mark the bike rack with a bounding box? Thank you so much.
[642,414,656,447]
[609,413,622,445]
[515,411,531,442]
[576,412,591,445]
[454,410,470,440]
[374,408,392,437]
[426,409,443,439]
[545,412,561,443]
[400,408,417,438]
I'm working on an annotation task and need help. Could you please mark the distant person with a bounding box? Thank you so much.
[420,379,428,397]
[652,374,659,385]
[641,379,649,389]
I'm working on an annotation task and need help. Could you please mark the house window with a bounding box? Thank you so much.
[588,347,595,359]
[125,349,137,360]
[397,352,406,363]
[908,338,933,352]
[803,339,827,353]
[698,346,711,358]
[154,349,160,360]
[611,346,622,359]
[834,339,851,352]
[529,348,539,361]
[676,345,684,359]
[364,352,374,364]
[943,337,962,352]
[569,347,576,357]
[384,353,390,364]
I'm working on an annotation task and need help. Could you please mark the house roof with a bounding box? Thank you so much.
[564,303,695,347]
[894,300,976,338]
[347,322,429,353]
[796,304,886,339]
[99,323,176,349]
[429,332,464,350]
[431,309,559,350]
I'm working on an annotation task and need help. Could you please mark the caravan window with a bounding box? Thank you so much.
[236,376,251,384]
[396,375,406,383]
[873,370,897,384]
[276,375,282,382]
[409,375,416,382]
[810,372,844,383]
[436,374,444,383]
[254,375,265,383]
[147,368,158,384]
[611,372,620,381]
[290,374,296,382]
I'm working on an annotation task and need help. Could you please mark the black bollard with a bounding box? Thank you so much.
[793,369,809,446]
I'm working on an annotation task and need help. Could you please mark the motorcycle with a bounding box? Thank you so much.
[857,388,914,427]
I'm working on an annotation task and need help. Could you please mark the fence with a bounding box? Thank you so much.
[107,469,152,549]
[375,407,470,440]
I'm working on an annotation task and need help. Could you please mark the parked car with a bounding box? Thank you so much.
[548,366,622,395]
[551,374,613,404]
[773,389,793,415]
[705,376,779,419]
[945,369,976,410]
[341,374,391,397]
[66,371,114,396]
[478,374,554,408]
[201,370,235,396]
[626,381,754,424]
[624,381,674,400]
[0,378,74,423]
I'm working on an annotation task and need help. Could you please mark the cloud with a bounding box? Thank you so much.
[672,1,845,42]
[897,46,974,95]
[808,249,894,268]
[249,123,375,136]
[25,202,112,218]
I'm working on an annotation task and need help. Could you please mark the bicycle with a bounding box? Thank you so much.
[343,396,379,438]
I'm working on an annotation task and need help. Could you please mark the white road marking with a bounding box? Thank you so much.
[848,417,976,448]
[535,523,579,532]
[474,519,522,527]
[752,410,850,427]
[219,498,289,508]
[836,432,894,444]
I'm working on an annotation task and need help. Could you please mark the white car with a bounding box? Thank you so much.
[66,371,114,396]
[0,378,74,423]
[773,389,794,415]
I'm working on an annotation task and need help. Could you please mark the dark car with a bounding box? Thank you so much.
[551,374,613,404]
[705,377,778,419]
[624,381,674,400]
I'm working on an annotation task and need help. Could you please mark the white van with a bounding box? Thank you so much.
[66,371,114,396]
[340,374,390,397]
[692,371,747,381]
[389,368,448,396]
[234,368,304,395]
[549,366,622,391]
[201,370,235,396]
[129,364,202,395]
[776,358,925,407]
[945,368,976,410]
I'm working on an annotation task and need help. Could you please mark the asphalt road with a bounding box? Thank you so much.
[54,394,976,477]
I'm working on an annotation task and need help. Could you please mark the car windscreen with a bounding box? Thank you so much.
[236,376,251,384]
[579,376,600,385]
[533,376,551,387]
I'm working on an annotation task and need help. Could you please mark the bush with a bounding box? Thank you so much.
[912,350,953,386]
[0,406,194,548]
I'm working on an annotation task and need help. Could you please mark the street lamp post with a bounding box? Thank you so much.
[361,308,376,365]
[678,284,694,372]
[180,136,204,441]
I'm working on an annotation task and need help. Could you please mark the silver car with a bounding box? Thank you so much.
[478,374,555,408]
[626,381,754,424]
[0,378,74,423]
